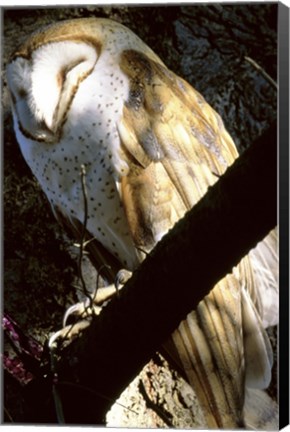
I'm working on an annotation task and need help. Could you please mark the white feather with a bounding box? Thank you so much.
[30,41,98,131]
[242,288,273,389]
[249,228,279,328]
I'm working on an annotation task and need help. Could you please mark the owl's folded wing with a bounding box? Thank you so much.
[117,48,238,250]
[116,49,276,428]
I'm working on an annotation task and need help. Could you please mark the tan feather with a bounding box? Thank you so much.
[171,273,245,428]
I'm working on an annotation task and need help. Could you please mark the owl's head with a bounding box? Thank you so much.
[6,24,102,143]
[7,18,163,144]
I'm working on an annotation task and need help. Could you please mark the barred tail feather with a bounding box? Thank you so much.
[171,274,245,428]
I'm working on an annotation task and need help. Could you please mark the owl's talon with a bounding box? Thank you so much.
[93,285,121,304]
[115,269,132,291]
[63,301,102,327]
[63,283,124,327]
[48,319,91,350]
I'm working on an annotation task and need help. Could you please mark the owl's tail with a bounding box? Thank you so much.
[165,228,278,429]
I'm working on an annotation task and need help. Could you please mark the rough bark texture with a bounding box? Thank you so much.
[3,4,277,426]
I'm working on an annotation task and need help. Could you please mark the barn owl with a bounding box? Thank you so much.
[6,18,278,428]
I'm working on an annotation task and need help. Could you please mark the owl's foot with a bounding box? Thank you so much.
[48,285,117,350]
[63,269,132,326]
[48,318,91,350]
[63,284,118,326]
[49,270,133,349]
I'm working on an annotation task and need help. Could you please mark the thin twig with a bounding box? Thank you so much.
[78,164,91,302]
[244,56,277,90]
[49,166,105,344]
[49,164,94,420]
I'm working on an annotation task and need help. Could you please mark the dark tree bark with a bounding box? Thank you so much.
[23,122,277,425]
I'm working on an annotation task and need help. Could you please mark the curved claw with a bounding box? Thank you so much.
[48,319,91,350]
[63,301,101,327]
[115,269,132,291]
[52,279,129,352]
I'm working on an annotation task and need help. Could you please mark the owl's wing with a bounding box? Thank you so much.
[116,50,275,427]
[117,49,237,253]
